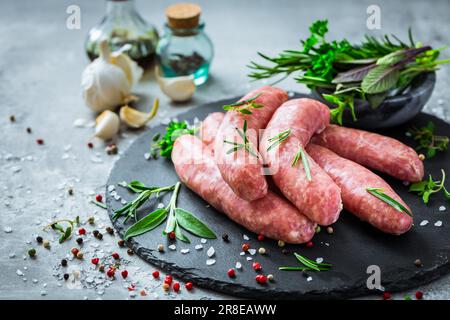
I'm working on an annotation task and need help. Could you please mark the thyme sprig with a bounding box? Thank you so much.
[223,93,264,115]
[44,216,80,243]
[409,169,450,204]
[408,121,449,159]
[291,144,312,181]
[279,253,332,271]
[267,128,291,152]
[223,120,260,158]
[367,188,413,217]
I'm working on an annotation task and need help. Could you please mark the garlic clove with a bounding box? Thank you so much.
[95,110,120,140]
[119,99,159,128]
[155,67,196,102]
[111,51,143,87]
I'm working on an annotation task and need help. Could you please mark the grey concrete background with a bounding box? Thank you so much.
[0,0,449,300]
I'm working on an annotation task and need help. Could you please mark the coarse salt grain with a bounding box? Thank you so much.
[439,206,446,212]
[246,257,253,261]
[181,249,190,254]
[207,246,215,257]
[168,244,176,251]
[201,238,207,244]
[108,185,115,192]
[4,227,13,233]
[235,262,242,269]
[306,276,313,282]
[157,203,165,209]
[194,245,203,250]
[239,252,245,256]
[243,234,250,241]
[419,220,429,226]
[248,249,256,255]
[316,257,324,264]
[434,221,443,227]
[206,259,216,265]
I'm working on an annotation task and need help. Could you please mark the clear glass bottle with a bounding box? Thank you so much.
[156,4,213,86]
[85,0,159,69]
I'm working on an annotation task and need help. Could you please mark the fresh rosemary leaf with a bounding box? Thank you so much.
[267,129,291,152]
[278,267,310,271]
[91,200,107,209]
[124,208,168,240]
[292,145,312,181]
[222,93,264,115]
[367,188,412,216]
[279,253,332,272]
[224,120,259,158]
[175,208,217,239]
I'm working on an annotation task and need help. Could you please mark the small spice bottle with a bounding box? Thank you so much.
[157,3,214,85]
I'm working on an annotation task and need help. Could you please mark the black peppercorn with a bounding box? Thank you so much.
[68,188,74,196]
[63,273,69,281]
[127,249,134,256]
[10,115,16,122]
[281,248,290,255]
[61,259,67,267]
[106,227,114,235]
[118,240,125,247]
[36,236,43,244]
[302,271,310,278]
[93,230,99,237]
[96,233,103,240]
[99,265,105,272]
[26,127,32,134]
[76,237,83,245]
[221,233,229,242]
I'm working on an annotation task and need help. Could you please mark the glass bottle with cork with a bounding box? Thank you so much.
[157,3,214,86]
[85,0,159,69]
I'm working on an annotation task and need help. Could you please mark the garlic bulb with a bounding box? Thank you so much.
[81,41,143,112]
[95,110,120,140]
[120,99,159,129]
[155,67,196,102]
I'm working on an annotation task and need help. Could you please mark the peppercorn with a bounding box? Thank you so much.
[173,282,181,292]
[415,291,423,300]
[106,227,114,235]
[414,259,423,267]
[157,244,164,252]
[121,270,128,279]
[95,194,102,202]
[326,226,334,234]
[71,247,79,256]
[255,274,267,284]
[9,115,16,122]
[26,127,32,134]
[127,249,134,256]
[91,258,99,265]
[96,233,103,240]
[418,154,425,161]
[112,252,120,260]
[315,226,321,233]
[68,188,74,196]
[164,275,173,285]
[107,268,115,278]
[152,270,160,278]
[277,240,285,247]
[185,281,193,291]
[106,144,118,155]
[63,273,69,281]
[87,216,95,225]
[78,228,86,235]
[227,268,236,278]
[257,234,264,241]
[36,236,43,244]
[281,248,290,255]
[87,142,94,149]
[267,274,274,282]
[382,292,391,300]
[162,283,170,291]
[99,265,105,273]
[258,247,266,255]
[306,241,314,248]
[43,240,50,249]
[76,251,84,259]
[221,233,229,242]
[242,243,250,252]
[168,231,176,239]
[76,237,83,245]
[28,248,36,258]
[252,262,262,271]
[118,239,125,247]
[61,259,68,267]
[36,139,44,145]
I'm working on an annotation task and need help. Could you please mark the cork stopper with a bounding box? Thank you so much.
[166,3,201,29]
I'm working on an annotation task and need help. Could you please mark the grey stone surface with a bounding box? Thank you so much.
[0,0,449,300]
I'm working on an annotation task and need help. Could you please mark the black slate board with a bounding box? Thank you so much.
[107,94,450,299]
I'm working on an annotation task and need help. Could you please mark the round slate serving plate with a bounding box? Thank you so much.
[107,94,450,299]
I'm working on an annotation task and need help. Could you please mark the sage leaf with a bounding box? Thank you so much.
[332,63,376,83]
[124,208,167,240]
[165,209,177,234]
[175,208,217,239]
[175,223,190,243]
[361,64,400,94]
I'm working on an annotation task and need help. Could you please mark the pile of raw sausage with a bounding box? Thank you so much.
[172,86,424,243]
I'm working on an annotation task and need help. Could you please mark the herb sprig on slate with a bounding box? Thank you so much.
[223,120,260,158]
[409,169,450,204]
[44,216,80,243]
[223,93,264,115]
[408,121,449,159]
[248,20,450,125]
[366,188,413,217]
[279,253,332,271]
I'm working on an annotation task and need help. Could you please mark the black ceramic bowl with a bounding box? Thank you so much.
[311,72,436,129]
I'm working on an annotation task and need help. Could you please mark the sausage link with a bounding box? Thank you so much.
[312,125,424,182]
[306,144,413,235]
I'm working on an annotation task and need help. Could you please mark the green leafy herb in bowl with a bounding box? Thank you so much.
[248,20,450,127]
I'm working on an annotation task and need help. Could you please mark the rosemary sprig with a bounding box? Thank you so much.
[91,200,107,209]
[112,182,176,223]
[267,128,291,152]
[291,144,312,181]
[409,169,450,204]
[408,121,449,159]
[223,93,264,115]
[279,253,332,271]
[367,188,413,217]
[223,120,260,158]
[124,182,216,242]
[44,216,80,243]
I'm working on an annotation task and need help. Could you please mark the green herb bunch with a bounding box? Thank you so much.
[408,121,449,158]
[248,20,450,124]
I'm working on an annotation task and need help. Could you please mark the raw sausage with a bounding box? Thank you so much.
[173,135,316,243]
[260,98,342,226]
[214,86,288,201]
[312,125,424,182]
[199,112,224,148]
[306,144,413,235]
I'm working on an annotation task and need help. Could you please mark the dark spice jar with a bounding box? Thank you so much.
[156,3,214,85]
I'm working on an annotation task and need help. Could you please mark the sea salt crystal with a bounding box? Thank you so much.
[439,206,446,212]
[61,154,69,160]
[168,244,176,251]
[11,166,21,173]
[201,238,207,244]
[16,269,24,276]
[437,99,444,105]
[288,91,295,97]
[194,245,203,250]
[235,262,242,269]
[316,257,324,264]
[181,249,190,254]
[144,153,151,160]
[157,203,165,209]
[121,199,127,205]
[248,249,256,256]
[243,234,250,241]
[207,246,215,257]
[64,144,72,152]
[40,290,47,296]
[114,194,121,201]
[434,221,443,227]
[73,118,87,127]
[108,185,115,192]
[206,259,216,265]
[420,220,429,226]
[246,257,253,261]
[4,227,13,233]
[306,276,313,282]
[9,253,15,258]
[32,279,38,284]
[405,131,412,137]
[239,252,245,256]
